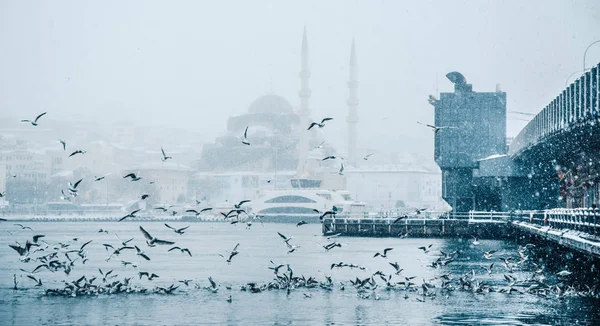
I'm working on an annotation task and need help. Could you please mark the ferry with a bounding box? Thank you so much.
[251,187,368,223]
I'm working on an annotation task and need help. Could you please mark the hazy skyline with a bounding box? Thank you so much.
[1,0,599,156]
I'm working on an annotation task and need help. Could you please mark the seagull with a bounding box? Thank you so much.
[154,206,169,212]
[389,262,403,275]
[58,139,66,151]
[160,147,172,161]
[68,150,86,157]
[393,215,408,224]
[557,270,572,277]
[123,173,141,181]
[417,121,458,133]
[26,275,43,287]
[415,208,427,215]
[241,126,250,145]
[277,232,293,244]
[338,163,344,175]
[94,175,107,182]
[21,112,47,126]
[483,250,497,260]
[139,271,159,281]
[481,263,494,275]
[418,244,433,253]
[322,156,338,161]
[218,243,240,264]
[14,224,33,231]
[286,242,300,254]
[307,117,333,130]
[68,179,83,193]
[178,279,193,286]
[139,226,175,247]
[185,209,202,216]
[235,200,251,208]
[140,194,149,200]
[374,248,393,258]
[472,236,480,245]
[164,223,190,235]
[363,153,374,160]
[114,234,134,247]
[296,220,308,227]
[97,229,109,234]
[134,245,151,261]
[312,140,326,150]
[119,209,142,222]
[168,246,192,257]
[206,277,219,292]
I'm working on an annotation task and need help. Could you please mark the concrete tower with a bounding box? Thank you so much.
[297,26,312,175]
[347,39,359,166]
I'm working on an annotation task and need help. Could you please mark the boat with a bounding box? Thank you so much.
[251,187,368,223]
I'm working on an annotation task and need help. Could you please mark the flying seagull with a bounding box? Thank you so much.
[338,163,344,175]
[123,173,141,181]
[69,150,86,157]
[418,244,433,253]
[134,245,151,261]
[363,153,374,160]
[21,112,47,126]
[308,117,333,130]
[14,224,33,231]
[161,147,172,162]
[58,139,66,151]
[241,126,250,145]
[417,121,458,133]
[374,248,393,258]
[68,179,83,193]
[119,209,142,222]
[139,226,175,247]
[168,246,192,257]
[164,223,190,235]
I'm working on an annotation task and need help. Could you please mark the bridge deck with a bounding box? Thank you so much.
[323,209,600,260]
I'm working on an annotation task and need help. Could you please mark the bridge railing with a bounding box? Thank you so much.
[509,61,600,156]
[509,208,600,237]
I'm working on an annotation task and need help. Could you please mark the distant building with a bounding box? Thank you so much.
[198,93,307,172]
[0,149,47,204]
[345,165,445,211]
[135,162,194,204]
[431,72,507,211]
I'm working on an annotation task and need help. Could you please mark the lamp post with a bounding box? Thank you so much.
[583,39,600,73]
[565,69,590,87]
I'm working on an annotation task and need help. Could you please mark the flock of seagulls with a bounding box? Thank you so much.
[3,214,595,302]
[6,111,597,305]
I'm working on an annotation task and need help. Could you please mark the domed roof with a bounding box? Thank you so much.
[248,94,294,114]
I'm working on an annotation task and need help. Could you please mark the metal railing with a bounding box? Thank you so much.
[517,208,600,237]
[509,62,600,157]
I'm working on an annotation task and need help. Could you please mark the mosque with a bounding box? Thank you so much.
[193,28,445,211]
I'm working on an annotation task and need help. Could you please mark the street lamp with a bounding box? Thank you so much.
[565,69,590,87]
[583,39,600,72]
[564,40,600,87]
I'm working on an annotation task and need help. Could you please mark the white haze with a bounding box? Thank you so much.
[0,0,599,157]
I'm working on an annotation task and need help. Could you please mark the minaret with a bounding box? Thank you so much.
[347,38,359,166]
[297,27,312,175]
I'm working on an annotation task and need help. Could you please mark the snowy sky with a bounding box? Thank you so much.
[1,0,599,156]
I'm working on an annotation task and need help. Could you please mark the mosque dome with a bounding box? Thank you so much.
[248,94,294,114]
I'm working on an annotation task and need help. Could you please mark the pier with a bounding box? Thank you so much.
[323,209,600,260]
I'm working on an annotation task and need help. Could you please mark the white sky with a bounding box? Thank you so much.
[1,0,599,156]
